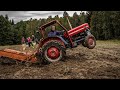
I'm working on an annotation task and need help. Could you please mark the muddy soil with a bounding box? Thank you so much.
[0,41,120,79]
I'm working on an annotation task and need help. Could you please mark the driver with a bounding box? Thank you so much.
[48,25,64,37]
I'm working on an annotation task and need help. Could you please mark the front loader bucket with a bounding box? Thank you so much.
[0,49,37,62]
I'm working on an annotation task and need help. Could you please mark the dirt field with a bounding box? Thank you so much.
[0,40,120,79]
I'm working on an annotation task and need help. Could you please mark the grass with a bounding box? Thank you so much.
[0,45,21,50]
[0,40,120,50]
[95,40,120,48]
[97,39,120,44]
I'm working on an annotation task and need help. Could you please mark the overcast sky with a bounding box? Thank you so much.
[0,11,86,23]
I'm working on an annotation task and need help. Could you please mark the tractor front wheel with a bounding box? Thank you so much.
[85,35,96,49]
[41,40,66,64]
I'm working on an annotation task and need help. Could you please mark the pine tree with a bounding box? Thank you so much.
[0,15,14,45]
[63,11,69,17]
[79,12,87,24]
[11,19,14,25]
[90,11,120,40]
[5,14,9,20]
[73,12,80,27]
[63,11,72,30]
[86,11,93,24]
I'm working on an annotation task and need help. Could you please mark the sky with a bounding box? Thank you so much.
[0,11,86,23]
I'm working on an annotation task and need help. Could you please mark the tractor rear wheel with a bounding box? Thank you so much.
[41,40,66,64]
[85,35,96,49]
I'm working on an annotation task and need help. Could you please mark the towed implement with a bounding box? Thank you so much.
[0,49,36,62]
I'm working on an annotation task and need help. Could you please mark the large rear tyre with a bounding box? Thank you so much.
[41,40,66,64]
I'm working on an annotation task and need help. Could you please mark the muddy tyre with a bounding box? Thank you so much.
[41,40,66,64]
[85,35,96,49]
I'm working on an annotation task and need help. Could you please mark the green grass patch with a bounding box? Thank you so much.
[97,39,120,44]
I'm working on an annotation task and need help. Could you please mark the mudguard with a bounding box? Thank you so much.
[39,36,68,48]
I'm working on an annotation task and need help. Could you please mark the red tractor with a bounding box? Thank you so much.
[0,19,96,65]
[36,20,96,64]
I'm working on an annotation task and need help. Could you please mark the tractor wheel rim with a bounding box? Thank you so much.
[88,38,94,46]
[47,46,60,59]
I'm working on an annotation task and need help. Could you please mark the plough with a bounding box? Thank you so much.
[0,49,37,63]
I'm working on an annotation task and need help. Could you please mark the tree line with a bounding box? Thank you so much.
[0,11,120,45]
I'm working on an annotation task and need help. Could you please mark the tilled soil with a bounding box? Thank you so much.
[0,41,120,79]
